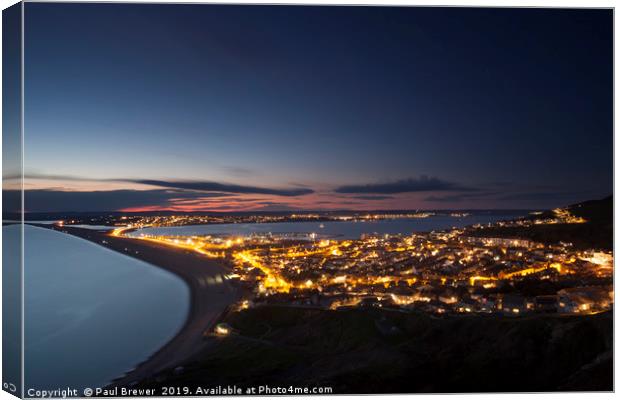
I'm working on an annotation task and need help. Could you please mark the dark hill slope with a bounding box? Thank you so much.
[139,306,612,393]
[470,196,613,250]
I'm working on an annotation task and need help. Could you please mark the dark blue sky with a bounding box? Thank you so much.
[21,4,612,212]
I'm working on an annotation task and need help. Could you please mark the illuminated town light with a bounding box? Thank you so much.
[214,323,232,336]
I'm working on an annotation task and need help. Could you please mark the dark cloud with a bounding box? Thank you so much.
[335,176,478,194]
[6,189,229,213]
[349,195,395,200]
[315,200,360,205]
[134,179,313,197]
[287,182,313,188]
[159,197,260,207]
[254,202,299,212]
[17,173,314,197]
[9,174,315,212]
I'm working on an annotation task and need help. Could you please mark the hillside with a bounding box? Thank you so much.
[470,196,613,250]
[138,306,612,393]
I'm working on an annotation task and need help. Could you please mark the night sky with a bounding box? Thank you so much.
[18,4,613,212]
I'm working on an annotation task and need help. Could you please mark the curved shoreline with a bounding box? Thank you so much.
[40,225,241,388]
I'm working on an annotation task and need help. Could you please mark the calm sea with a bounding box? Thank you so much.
[9,225,190,391]
[131,213,523,239]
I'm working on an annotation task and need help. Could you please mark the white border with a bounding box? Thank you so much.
[0,1,616,400]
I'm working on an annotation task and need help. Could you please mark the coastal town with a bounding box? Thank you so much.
[30,196,611,393]
[91,206,613,319]
[50,210,461,228]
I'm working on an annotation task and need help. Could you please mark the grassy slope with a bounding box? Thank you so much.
[142,306,612,393]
